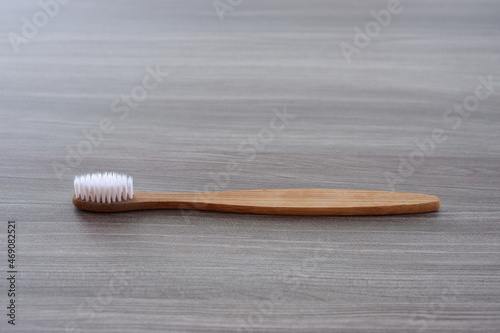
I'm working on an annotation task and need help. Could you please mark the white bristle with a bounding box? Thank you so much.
[74,172,134,203]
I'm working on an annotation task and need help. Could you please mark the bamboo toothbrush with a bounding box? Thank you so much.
[72,172,440,215]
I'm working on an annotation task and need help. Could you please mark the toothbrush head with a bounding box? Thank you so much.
[73,172,133,203]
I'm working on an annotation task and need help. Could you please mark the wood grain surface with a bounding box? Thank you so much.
[1,0,499,332]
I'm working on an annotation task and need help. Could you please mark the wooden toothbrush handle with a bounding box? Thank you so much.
[73,189,440,215]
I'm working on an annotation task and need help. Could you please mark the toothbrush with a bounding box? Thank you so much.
[72,172,440,215]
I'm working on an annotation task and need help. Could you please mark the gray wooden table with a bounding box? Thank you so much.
[1,0,499,332]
